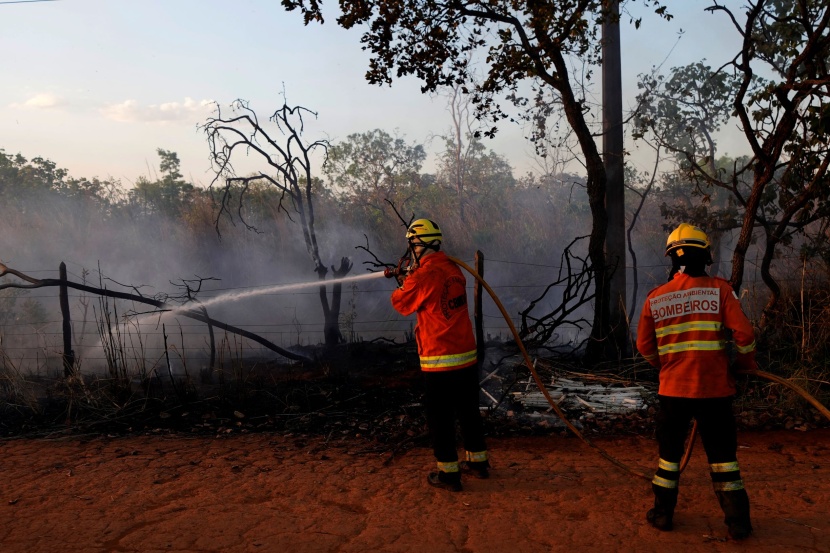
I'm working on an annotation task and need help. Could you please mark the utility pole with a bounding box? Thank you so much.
[602,0,629,359]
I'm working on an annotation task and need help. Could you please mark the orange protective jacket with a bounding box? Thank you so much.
[391,251,477,372]
[636,272,757,398]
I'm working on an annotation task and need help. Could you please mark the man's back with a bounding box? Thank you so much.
[637,272,755,398]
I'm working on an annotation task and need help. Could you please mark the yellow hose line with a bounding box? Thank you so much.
[743,369,830,421]
[680,368,830,472]
[679,420,698,472]
[447,255,652,481]
[450,255,830,479]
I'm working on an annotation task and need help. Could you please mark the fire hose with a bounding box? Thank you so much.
[424,255,830,481]
[679,369,830,472]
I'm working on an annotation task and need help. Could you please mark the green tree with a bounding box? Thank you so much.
[323,129,428,257]
[0,150,68,198]
[435,136,515,227]
[635,1,830,326]
[130,149,195,217]
[325,129,425,203]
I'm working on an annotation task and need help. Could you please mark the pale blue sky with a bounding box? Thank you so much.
[1,0,742,187]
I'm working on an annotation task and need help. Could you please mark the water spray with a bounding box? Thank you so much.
[0,263,312,362]
[163,271,386,317]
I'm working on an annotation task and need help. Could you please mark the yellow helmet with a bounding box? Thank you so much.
[406,218,443,244]
[665,223,710,257]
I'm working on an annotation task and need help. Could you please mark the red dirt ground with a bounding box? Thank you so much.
[1,428,828,553]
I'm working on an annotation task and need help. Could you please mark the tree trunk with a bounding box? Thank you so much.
[545,45,614,366]
[317,257,353,346]
[602,0,628,360]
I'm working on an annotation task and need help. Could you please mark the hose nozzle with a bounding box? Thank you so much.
[385,251,419,282]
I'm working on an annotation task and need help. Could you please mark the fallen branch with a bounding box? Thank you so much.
[0,265,310,362]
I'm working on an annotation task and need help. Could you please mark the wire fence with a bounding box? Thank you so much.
[12,251,830,283]
[2,254,827,372]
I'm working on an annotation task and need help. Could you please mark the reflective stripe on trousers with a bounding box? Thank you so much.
[465,450,488,463]
[710,461,745,491]
[436,461,459,473]
[652,457,680,489]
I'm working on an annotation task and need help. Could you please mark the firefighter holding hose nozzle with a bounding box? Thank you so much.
[637,223,756,539]
[386,218,489,492]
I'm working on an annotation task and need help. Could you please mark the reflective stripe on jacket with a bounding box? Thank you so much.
[391,251,477,372]
[636,272,756,398]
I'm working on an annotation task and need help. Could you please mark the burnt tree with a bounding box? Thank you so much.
[202,100,352,347]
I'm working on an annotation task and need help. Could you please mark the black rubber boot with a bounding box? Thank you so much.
[716,490,753,540]
[427,471,462,492]
[462,460,490,479]
[646,484,678,531]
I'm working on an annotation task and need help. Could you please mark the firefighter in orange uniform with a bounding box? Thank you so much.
[390,219,489,492]
[637,224,756,539]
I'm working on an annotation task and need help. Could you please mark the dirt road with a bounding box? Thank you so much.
[1,428,827,552]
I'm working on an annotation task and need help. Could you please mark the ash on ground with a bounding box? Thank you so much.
[477,347,658,437]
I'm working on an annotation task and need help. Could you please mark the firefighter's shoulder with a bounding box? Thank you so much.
[644,281,670,299]
[710,275,737,289]
[710,276,741,298]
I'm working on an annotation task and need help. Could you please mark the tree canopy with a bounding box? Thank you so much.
[634,0,830,327]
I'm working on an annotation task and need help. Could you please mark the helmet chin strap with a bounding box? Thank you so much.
[407,239,439,264]
[391,240,441,279]
[403,246,420,271]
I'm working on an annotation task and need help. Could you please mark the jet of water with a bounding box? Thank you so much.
[165,271,388,317]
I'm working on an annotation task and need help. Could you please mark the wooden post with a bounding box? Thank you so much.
[474,251,485,367]
[59,262,75,377]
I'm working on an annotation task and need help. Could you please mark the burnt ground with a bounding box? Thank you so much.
[1,340,826,449]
